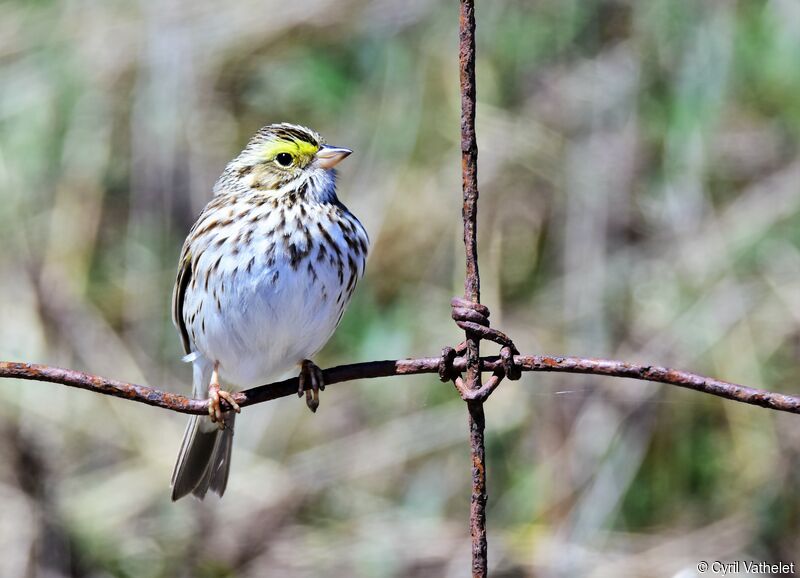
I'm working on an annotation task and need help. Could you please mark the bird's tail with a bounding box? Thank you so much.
[171,361,235,501]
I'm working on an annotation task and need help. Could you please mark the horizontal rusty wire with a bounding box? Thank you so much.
[3,356,799,415]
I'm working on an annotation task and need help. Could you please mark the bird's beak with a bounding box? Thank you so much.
[316,145,352,169]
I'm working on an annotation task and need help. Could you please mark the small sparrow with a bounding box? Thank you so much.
[170,123,368,500]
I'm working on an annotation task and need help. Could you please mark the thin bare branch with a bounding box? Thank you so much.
[3,356,799,415]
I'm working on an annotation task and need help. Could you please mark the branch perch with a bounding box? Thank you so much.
[3,356,798,415]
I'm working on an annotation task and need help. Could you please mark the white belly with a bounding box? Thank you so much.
[181,196,367,388]
[199,257,348,386]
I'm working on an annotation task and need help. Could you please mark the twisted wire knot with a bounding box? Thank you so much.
[450,298,518,355]
[438,346,458,383]
[439,297,521,400]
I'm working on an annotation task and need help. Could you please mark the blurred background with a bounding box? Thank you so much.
[1,0,799,576]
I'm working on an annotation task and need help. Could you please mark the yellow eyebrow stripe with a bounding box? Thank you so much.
[261,139,319,161]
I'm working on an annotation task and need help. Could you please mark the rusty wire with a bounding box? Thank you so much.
[3,356,800,416]
[456,2,489,573]
[2,1,800,576]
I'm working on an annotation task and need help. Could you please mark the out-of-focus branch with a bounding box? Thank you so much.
[2,356,799,415]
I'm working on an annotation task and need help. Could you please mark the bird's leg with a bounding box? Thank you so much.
[297,359,325,413]
[208,361,240,428]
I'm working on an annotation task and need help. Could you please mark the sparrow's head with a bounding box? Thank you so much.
[229,123,351,193]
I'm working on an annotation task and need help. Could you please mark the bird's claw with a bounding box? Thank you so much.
[208,381,240,429]
[298,360,325,413]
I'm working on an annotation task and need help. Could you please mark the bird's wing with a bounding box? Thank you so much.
[172,247,194,355]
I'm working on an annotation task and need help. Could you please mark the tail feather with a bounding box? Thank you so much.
[171,412,235,501]
[209,417,235,495]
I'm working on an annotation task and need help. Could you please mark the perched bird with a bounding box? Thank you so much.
[170,123,369,501]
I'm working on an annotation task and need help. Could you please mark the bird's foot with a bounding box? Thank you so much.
[208,381,240,428]
[297,359,325,413]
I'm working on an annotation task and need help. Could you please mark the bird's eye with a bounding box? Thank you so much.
[275,152,294,167]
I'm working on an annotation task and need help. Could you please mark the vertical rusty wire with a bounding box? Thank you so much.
[458,1,488,576]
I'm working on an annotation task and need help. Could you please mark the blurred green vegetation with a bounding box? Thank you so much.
[1,1,799,576]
